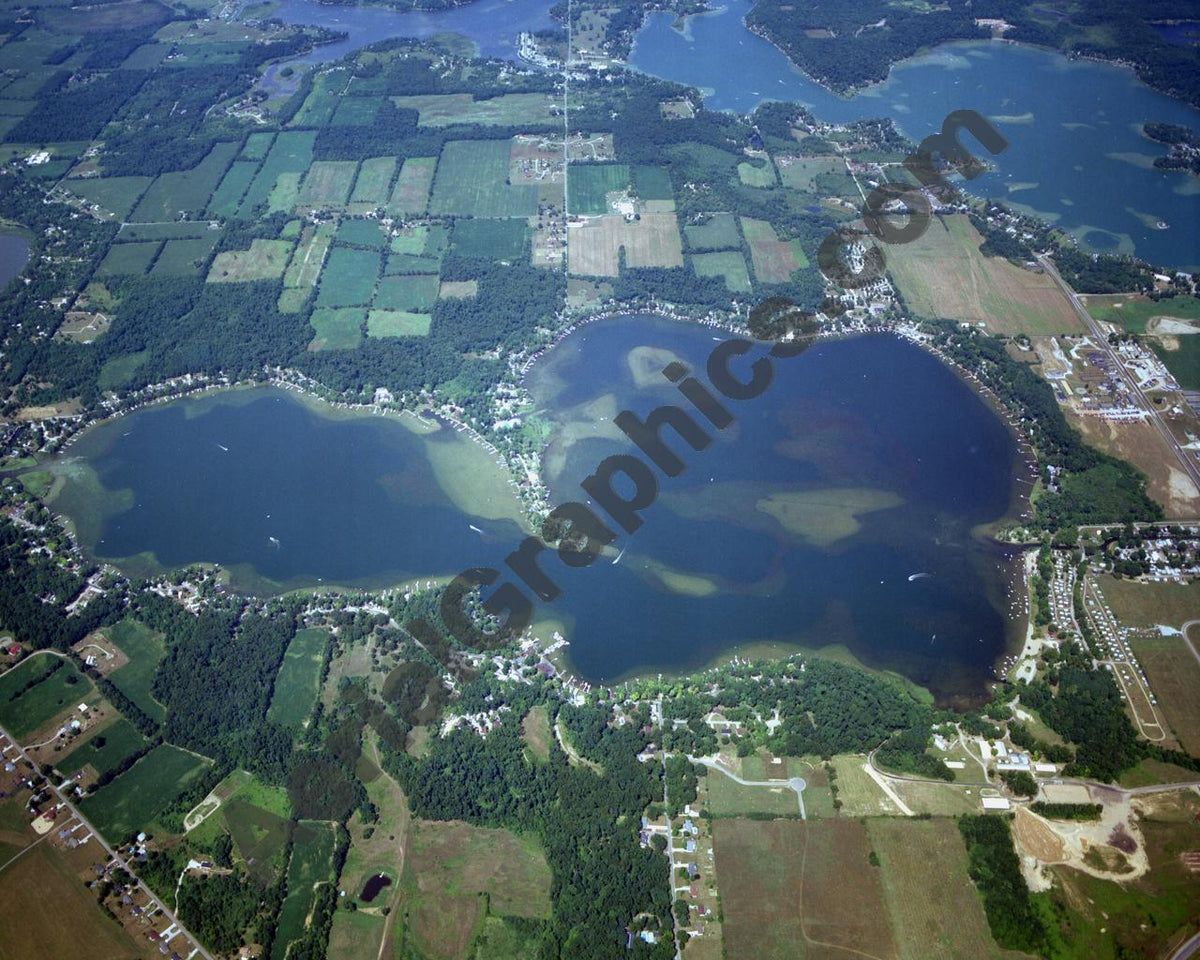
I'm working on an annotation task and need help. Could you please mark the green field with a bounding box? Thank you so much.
[1083,293,1200,334]
[291,69,347,127]
[392,91,555,127]
[737,159,777,187]
[1152,337,1200,390]
[705,766,800,818]
[367,310,431,338]
[96,240,161,276]
[684,212,741,251]
[67,176,151,219]
[430,141,538,219]
[79,743,210,842]
[238,130,317,218]
[57,717,148,777]
[150,236,219,276]
[225,794,290,884]
[315,246,380,307]
[451,218,527,260]
[296,160,358,212]
[241,131,275,160]
[348,156,396,212]
[388,156,437,216]
[569,163,630,216]
[280,222,335,312]
[309,307,365,351]
[208,238,293,282]
[131,141,238,221]
[632,164,673,201]
[105,619,166,724]
[692,250,752,292]
[0,657,94,739]
[336,218,388,250]
[207,160,259,218]
[272,820,337,960]
[331,96,381,127]
[374,273,439,311]
[267,627,328,732]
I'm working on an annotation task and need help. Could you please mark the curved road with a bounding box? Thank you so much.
[690,757,807,819]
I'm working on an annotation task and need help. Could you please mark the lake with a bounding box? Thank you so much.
[0,232,30,290]
[48,320,1026,704]
[629,0,1200,268]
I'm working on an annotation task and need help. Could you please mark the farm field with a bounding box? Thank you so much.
[225,791,291,884]
[741,217,808,284]
[331,96,381,127]
[149,236,218,276]
[886,215,1082,335]
[392,91,555,127]
[272,820,337,960]
[1097,575,1200,628]
[242,131,275,160]
[267,627,328,732]
[430,140,538,219]
[66,175,151,219]
[130,141,238,221]
[691,251,752,292]
[348,156,397,211]
[888,778,978,817]
[375,273,439,312]
[522,705,551,761]
[775,155,846,192]
[57,716,148,778]
[208,238,292,283]
[1129,634,1200,756]
[713,818,897,960]
[568,212,683,277]
[0,841,147,960]
[388,156,437,216]
[291,69,347,126]
[238,129,316,218]
[104,619,166,724]
[116,222,212,241]
[394,820,552,960]
[336,218,388,250]
[0,656,94,739]
[280,221,335,312]
[706,766,799,818]
[367,309,431,338]
[631,164,673,201]
[1152,336,1200,390]
[737,157,777,187]
[207,160,259,217]
[684,212,741,251]
[315,246,381,307]
[296,160,358,213]
[569,163,630,215]
[96,240,161,276]
[79,743,210,841]
[451,218,528,260]
[829,756,902,816]
[867,818,1011,960]
[309,307,365,351]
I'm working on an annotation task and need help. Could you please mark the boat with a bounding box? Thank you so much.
[908,572,931,581]
[612,546,626,565]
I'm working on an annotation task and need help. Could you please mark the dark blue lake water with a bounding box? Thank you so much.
[50,321,1026,703]
[0,233,30,289]
[630,0,1200,268]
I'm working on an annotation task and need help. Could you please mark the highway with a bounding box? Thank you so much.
[0,720,213,960]
[1037,254,1200,496]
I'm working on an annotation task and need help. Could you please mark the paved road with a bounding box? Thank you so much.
[1038,254,1200,495]
[1171,929,1200,960]
[0,721,213,960]
[690,757,807,819]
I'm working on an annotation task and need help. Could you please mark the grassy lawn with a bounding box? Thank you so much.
[267,627,328,732]
[79,743,211,842]
[105,618,166,723]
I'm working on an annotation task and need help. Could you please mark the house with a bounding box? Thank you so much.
[686,861,699,879]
